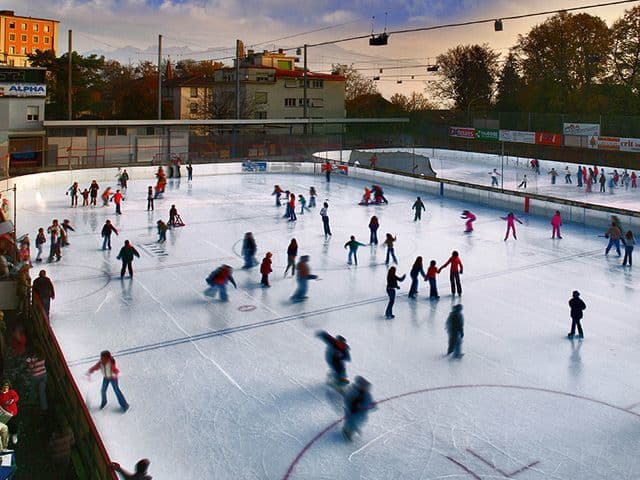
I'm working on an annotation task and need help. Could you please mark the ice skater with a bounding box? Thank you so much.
[567,291,586,339]
[342,376,375,441]
[35,228,46,262]
[359,186,372,206]
[551,210,563,239]
[112,189,124,215]
[548,168,558,185]
[385,266,405,319]
[272,185,283,207]
[116,240,140,278]
[284,239,298,277]
[47,220,62,262]
[101,187,112,207]
[316,330,351,387]
[241,232,258,269]
[461,210,476,233]
[426,260,439,299]
[322,161,332,182]
[368,216,379,245]
[205,265,237,301]
[605,222,623,256]
[599,172,606,192]
[446,304,464,358]
[501,212,523,240]
[344,236,365,266]
[156,220,167,243]
[86,350,129,412]
[622,230,635,267]
[168,205,185,227]
[489,169,501,187]
[298,194,310,214]
[287,193,297,222]
[564,166,572,184]
[383,233,398,265]
[120,169,129,190]
[412,196,426,221]
[309,187,317,208]
[101,220,119,250]
[408,256,427,299]
[112,459,151,480]
[81,188,90,207]
[291,255,318,302]
[518,174,528,188]
[372,185,388,204]
[260,252,273,287]
[146,186,154,211]
[187,162,193,182]
[89,180,99,206]
[67,182,80,207]
[61,219,75,246]
[320,202,331,237]
[438,251,463,296]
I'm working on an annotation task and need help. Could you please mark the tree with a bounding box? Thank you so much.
[193,87,255,119]
[430,44,499,111]
[611,6,640,90]
[174,59,224,80]
[389,92,434,111]
[331,64,378,102]
[515,12,611,112]
[494,53,523,112]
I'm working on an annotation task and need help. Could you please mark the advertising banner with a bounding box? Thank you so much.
[475,128,499,141]
[535,132,562,147]
[449,127,476,139]
[563,123,600,136]
[587,136,620,151]
[619,137,640,153]
[499,130,536,144]
[0,83,46,97]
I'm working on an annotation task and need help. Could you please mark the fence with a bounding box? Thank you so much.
[30,298,116,480]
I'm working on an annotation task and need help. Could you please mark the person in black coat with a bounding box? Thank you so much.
[316,330,351,386]
[446,304,464,358]
[241,232,257,269]
[385,267,405,319]
[116,240,140,278]
[568,290,586,339]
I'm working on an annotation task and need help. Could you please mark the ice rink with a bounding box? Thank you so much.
[21,168,640,479]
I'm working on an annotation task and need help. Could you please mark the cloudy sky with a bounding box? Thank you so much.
[11,0,638,97]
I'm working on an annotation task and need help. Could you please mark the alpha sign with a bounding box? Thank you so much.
[0,83,46,97]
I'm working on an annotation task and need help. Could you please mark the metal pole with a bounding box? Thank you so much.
[12,185,16,244]
[235,39,241,119]
[303,44,308,134]
[157,34,162,120]
[501,141,505,190]
[67,30,72,120]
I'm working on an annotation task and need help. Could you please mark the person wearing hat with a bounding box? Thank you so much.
[260,252,273,287]
[568,291,586,339]
[342,376,375,441]
[446,304,464,358]
[316,330,351,387]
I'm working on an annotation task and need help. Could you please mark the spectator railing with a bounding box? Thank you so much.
[30,297,117,480]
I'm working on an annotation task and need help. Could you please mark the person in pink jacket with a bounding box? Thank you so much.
[461,210,476,233]
[501,212,523,240]
[551,210,563,239]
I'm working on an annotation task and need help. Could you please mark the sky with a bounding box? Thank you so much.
[10,0,640,98]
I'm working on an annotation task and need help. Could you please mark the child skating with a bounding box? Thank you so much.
[461,210,476,233]
[205,265,237,301]
[308,187,317,208]
[384,233,398,265]
[344,236,365,266]
[156,220,167,243]
[501,212,523,240]
[35,228,46,262]
[291,256,318,302]
[551,211,563,239]
[284,239,298,277]
[260,252,273,287]
[426,260,439,299]
[316,330,351,388]
[412,196,426,221]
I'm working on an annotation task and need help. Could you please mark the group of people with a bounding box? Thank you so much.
[272,185,317,222]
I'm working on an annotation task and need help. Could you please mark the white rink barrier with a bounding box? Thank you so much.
[5,161,638,232]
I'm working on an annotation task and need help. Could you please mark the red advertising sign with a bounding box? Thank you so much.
[535,132,562,146]
[449,127,476,139]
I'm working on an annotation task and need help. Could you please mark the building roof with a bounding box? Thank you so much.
[273,68,344,81]
[0,11,59,23]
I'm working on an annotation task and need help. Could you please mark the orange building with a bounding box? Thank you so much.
[0,10,59,67]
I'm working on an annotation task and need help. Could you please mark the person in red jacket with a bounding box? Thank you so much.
[87,350,130,412]
[0,381,19,445]
[111,190,124,215]
[205,265,237,301]
[438,250,463,296]
[260,252,273,287]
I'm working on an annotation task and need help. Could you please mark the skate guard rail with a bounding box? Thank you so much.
[30,298,117,480]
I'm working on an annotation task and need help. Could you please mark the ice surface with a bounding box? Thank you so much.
[20,169,640,479]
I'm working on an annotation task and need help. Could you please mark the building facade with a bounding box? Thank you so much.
[167,49,346,130]
[0,10,59,67]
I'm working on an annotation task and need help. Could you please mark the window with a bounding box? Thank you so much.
[44,25,50,32]
[311,98,324,108]
[277,60,292,70]
[297,98,310,107]
[255,73,272,82]
[8,34,14,41]
[189,87,198,98]
[21,35,26,42]
[255,111,267,119]
[312,80,324,89]
[189,102,198,114]
[33,24,39,31]
[20,47,26,54]
[26,106,40,121]
[8,47,14,54]
[21,23,26,30]
[8,22,15,29]
[44,37,49,44]
[145,127,155,135]
[284,79,297,88]
[97,128,106,136]
[33,36,38,43]
[254,92,267,104]
[284,98,296,107]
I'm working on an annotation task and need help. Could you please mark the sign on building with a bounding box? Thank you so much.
[499,130,536,144]
[562,123,600,137]
[449,127,475,139]
[535,132,562,146]
[587,136,620,151]
[0,83,46,97]
[475,128,499,141]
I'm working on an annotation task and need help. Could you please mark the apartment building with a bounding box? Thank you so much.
[0,10,59,67]
[167,49,346,128]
